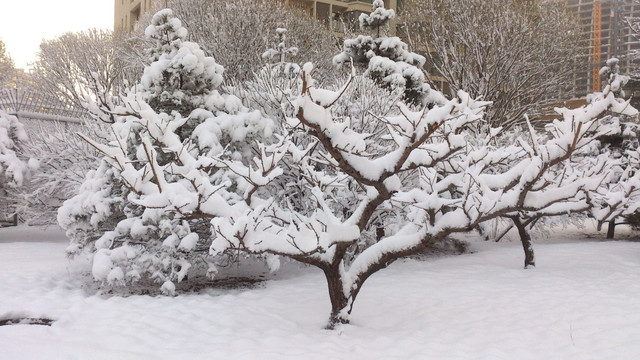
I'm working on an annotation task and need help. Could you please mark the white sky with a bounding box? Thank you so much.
[0,1,114,69]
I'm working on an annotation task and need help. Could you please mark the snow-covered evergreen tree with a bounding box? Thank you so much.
[0,111,28,188]
[0,110,38,221]
[589,58,640,236]
[333,0,435,106]
[58,9,273,292]
[237,27,302,125]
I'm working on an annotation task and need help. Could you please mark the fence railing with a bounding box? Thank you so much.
[0,88,89,227]
[0,88,88,122]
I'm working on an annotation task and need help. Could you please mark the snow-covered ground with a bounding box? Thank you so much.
[0,225,639,359]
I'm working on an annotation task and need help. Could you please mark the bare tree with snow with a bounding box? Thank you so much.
[127,0,339,85]
[31,29,133,114]
[402,0,581,129]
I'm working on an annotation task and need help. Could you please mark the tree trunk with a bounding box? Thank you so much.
[323,267,353,329]
[606,220,616,239]
[513,217,535,268]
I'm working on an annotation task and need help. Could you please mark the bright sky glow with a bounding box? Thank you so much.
[0,1,114,69]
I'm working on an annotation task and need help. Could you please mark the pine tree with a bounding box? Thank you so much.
[592,58,640,237]
[0,110,31,188]
[59,9,273,292]
[333,0,436,106]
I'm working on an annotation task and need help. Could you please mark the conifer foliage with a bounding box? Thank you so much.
[58,10,272,292]
[0,111,33,188]
[333,0,433,106]
[590,58,640,235]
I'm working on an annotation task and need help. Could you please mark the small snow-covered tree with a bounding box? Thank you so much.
[236,27,302,124]
[0,110,38,219]
[589,58,640,236]
[476,59,638,267]
[0,111,36,188]
[333,0,434,106]
[58,9,273,290]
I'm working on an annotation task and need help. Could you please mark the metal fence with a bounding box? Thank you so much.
[0,88,89,226]
[0,88,88,123]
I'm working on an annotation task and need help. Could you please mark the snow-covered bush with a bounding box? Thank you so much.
[0,111,31,189]
[0,110,38,220]
[58,9,273,291]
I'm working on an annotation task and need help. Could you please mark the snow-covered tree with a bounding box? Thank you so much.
[234,27,302,125]
[0,111,36,188]
[402,0,581,128]
[222,63,632,327]
[0,39,16,88]
[127,0,338,85]
[58,9,273,291]
[475,58,638,267]
[589,58,640,237]
[0,110,38,220]
[89,45,628,328]
[8,119,104,225]
[31,29,132,114]
[334,0,433,106]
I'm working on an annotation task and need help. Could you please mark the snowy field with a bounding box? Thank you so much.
[0,225,639,359]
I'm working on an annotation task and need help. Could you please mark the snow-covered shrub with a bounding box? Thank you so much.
[333,0,434,106]
[589,58,640,235]
[58,9,273,291]
[0,110,38,221]
[0,110,32,188]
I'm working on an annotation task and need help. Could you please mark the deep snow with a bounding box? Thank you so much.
[0,225,638,359]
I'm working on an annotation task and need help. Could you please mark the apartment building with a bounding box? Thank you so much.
[565,0,640,97]
[114,0,401,33]
[114,0,156,32]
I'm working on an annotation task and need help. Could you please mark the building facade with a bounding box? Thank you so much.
[565,0,640,97]
[114,0,156,32]
[114,0,401,33]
